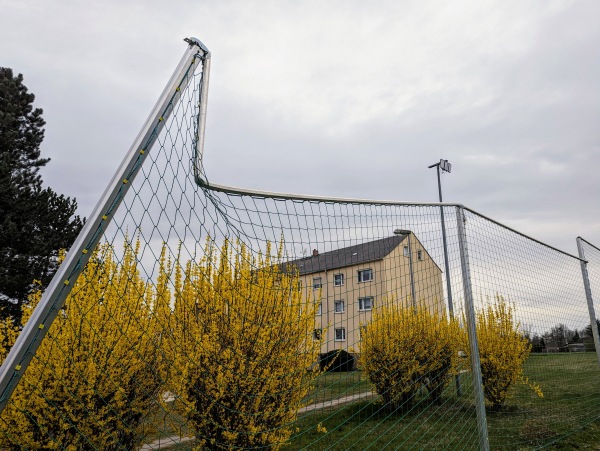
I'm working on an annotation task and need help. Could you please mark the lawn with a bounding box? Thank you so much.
[304,370,373,405]
[143,353,600,449]
[142,371,372,447]
[284,353,600,450]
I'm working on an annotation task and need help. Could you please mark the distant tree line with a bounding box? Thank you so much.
[527,319,600,353]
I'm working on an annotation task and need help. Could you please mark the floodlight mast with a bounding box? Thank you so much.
[428,159,461,397]
[428,159,454,316]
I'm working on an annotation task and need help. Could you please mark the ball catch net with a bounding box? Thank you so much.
[0,38,599,450]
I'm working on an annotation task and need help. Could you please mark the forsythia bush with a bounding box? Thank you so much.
[361,302,463,412]
[169,239,321,450]
[473,295,543,410]
[0,241,166,449]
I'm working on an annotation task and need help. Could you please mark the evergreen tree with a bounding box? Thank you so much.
[583,319,600,338]
[0,67,83,322]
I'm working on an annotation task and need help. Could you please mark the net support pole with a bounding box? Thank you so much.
[576,237,600,368]
[0,38,210,415]
[193,39,211,185]
[456,206,490,451]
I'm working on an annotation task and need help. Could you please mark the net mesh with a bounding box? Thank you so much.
[0,48,599,450]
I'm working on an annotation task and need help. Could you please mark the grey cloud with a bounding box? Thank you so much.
[1,0,598,256]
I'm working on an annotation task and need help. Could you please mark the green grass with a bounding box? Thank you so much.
[141,372,372,446]
[286,384,481,449]
[486,353,600,449]
[284,353,600,450]
[304,370,372,405]
[143,354,600,449]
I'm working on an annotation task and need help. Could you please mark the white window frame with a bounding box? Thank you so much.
[357,268,373,283]
[417,249,423,261]
[403,246,409,257]
[313,328,322,340]
[334,273,344,286]
[312,277,322,290]
[334,300,345,313]
[334,327,346,341]
[358,296,374,311]
[317,303,322,316]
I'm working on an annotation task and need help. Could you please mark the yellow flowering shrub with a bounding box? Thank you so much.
[0,241,165,449]
[168,239,321,450]
[361,302,463,412]
[473,295,542,410]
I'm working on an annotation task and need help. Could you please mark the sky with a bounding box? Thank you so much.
[2,0,599,257]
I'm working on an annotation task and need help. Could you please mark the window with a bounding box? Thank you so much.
[313,328,322,340]
[317,303,322,316]
[297,281,303,292]
[335,328,346,341]
[357,269,373,283]
[334,273,344,286]
[313,277,322,289]
[358,297,374,311]
[417,250,423,261]
[334,300,345,313]
[403,246,409,257]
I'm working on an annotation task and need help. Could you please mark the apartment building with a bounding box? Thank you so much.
[283,233,444,354]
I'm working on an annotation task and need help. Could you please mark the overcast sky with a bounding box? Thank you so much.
[2,0,599,256]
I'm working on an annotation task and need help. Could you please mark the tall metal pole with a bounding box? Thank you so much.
[437,165,455,316]
[0,38,211,414]
[456,206,490,451]
[429,160,461,395]
[576,237,600,368]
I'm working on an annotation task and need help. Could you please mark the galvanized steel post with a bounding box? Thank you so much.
[576,237,600,368]
[456,206,490,451]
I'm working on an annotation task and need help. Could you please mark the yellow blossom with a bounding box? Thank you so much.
[166,238,322,450]
[469,295,543,410]
[361,300,464,412]
[0,239,165,449]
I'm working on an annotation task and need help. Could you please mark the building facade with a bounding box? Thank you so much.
[283,233,445,354]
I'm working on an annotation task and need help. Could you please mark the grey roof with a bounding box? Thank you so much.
[281,235,408,276]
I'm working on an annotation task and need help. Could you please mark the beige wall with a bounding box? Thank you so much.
[300,235,444,354]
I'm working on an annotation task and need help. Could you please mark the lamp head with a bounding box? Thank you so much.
[439,159,452,173]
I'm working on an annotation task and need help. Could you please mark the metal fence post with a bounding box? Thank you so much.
[456,206,490,451]
[576,237,600,368]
